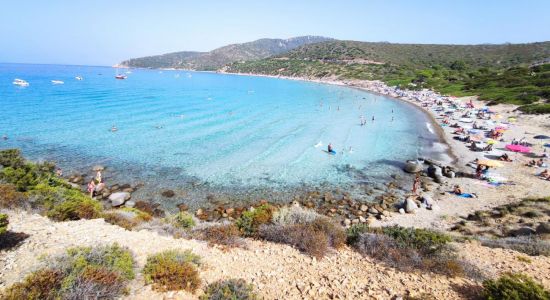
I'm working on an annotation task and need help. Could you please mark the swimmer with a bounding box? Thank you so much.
[2,134,7,140]
[110,125,118,132]
[372,116,375,122]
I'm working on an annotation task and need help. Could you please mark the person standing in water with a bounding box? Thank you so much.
[328,143,333,153]
[372,116,375,122]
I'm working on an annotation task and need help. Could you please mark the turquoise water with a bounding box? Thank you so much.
[0,63,446,206]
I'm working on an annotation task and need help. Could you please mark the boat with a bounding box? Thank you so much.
[115,74,127,80]
[12,78,29,87]
[51,80,64,84]
[75,76,83,80]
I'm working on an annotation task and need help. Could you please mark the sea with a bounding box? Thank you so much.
[0,63,449,208]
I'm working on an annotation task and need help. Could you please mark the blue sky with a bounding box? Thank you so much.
[1,0,549,66]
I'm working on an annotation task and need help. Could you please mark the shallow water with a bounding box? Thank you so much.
[0,63,447,207]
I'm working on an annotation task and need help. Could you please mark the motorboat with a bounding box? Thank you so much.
[13,78,29,86]
[115,74,127,79]
[51,80,64,84]
[75,76,83,80]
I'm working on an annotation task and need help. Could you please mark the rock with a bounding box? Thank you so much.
[404,160,423,173]
[92,165,105,171]
[225,208,235,215]
[109,192,131,207]
[124,200,135,208]
[405,197,418,214]
[368,207,379,215]
[382,210,391,217]
[122,187,134,193]
[352,219,360,224]
[511,227,536,236]
[344,219,351,226]
[359,216,366,223]
[70,175,84,184]
[177,203,189,212]
[68,182,80,189]
[421,194,434,208]
[434,174,444,184]
[366,216,376,224]
[360,204,369,212]
[95,183,105,193]
[399,208,405,214]
[161,190,175,198]
[196,208,204,216]
[536,222,550,234]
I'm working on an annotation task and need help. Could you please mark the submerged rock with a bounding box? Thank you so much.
[161,190,175,198]
[404,160,423,173]
[109,192,131,207]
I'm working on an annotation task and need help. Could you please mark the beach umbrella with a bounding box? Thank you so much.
[505,144,531,153]
[478,160,503,167]
[534,135,550,140]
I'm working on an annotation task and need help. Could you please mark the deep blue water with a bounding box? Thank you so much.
[0,63,447,207]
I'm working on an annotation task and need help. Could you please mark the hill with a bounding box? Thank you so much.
[120,36,333,70]
[225,40,550,111]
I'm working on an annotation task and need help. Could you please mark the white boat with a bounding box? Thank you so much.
[13,78,29,87]
[75,76,83,80]
[51,80,64,85]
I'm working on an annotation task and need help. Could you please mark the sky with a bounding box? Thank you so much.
[1,0,549,66]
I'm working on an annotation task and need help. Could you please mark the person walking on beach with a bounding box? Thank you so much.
[95,170,102,183]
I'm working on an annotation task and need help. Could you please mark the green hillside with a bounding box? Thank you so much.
[120,36,333,70]
[225,40,550,112]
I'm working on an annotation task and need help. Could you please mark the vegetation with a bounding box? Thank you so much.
[236,204,275,237]
[193,223,243,248]
[102,207,153,230]
[0,149,102,221]
[143,249,201,292]
[1,244,135,300]
[0,213,8,236]
[201,279,258,300]
[172,211,196,229]
[350,226,481,278]
[482,273,550,300]
[225,41,550,112]
[121,36,332,70]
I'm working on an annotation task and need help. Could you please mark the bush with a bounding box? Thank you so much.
[201,279,258,300]
[28,183,102,221]
[172,212,196,229]
[0,213,8,236]
[193,223,243,248]
[236,204,275,237]
[103,208,153,230]
[479,236,550,257]
[375,226,451,254]
[0,183,27,208]
[2,244,135,300]
[259,218,345,259]
[346,223,370,245]
[0,149,25,169]
[1,269,63,300]
[482,273,550,300]
[272,206,322,226]
[143,250,201,292]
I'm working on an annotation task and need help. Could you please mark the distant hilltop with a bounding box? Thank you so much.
[119,36,333,70]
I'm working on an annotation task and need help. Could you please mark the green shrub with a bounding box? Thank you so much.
[482,273,550,300]
[102,208,152,230]
[376,226,451,254]
[346,223,370,245]
[0,149,25,169]
[0,213,8,236]
[2,244,135,300]
[173,211,196,229]
[236,204,275,237]
[1,269,63,300]
[201,279,258,300]
[143,249,201,292]
[0,183,27,208]
[518,103,550,114]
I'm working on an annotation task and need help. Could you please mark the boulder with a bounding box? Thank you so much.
[360,204,369,212]
[405,197,418,214]
[404,160,423,173]
[368,207,379,215]
[124,200,136,208]
[536,222,550,234]
[161,190,175,198]
[434,174,444,184]
[399,208,405,214]
[177,203,189,212]
[109,192,131,207]
[421,194,434,208]
[68,182,80,190]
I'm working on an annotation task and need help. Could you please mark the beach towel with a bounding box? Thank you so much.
[457,193,475,198]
